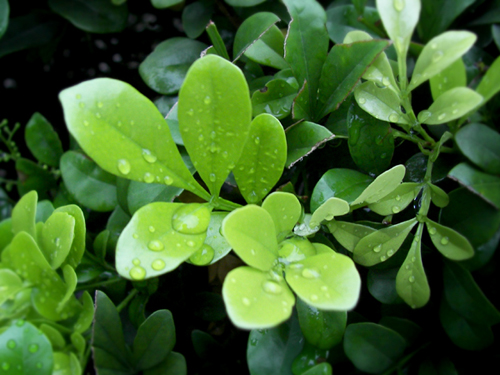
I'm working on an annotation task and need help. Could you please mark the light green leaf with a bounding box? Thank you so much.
[243,24,287,70]
[233,114,287,204]
[39,324,66,350]
[286,121,335,167]
[476,55,500,103]
[396,223,430,308]
[202,212,231,265]
[0,269,23,305]
[262,192,302,242]
[426,218,474,261]
[368,182,420,215]
[53,204,86,269]
[178,55,252,197]
[351,164,406,206]
[354,218,417,266]
[39,212,75,269]
[418,87,483,125]
[428,183,449,208]
[73,291,94,333]
[24,112,63,167]
[310,198,349,228]
[52,352,81,375]
[278,237,317,263]
[143,351,187,375]
[429,58,467,100]
[11,190,37,238]
[60,78,206,197]
[327,220,377,252]
[251,79,297,119]
[222,266,295,329]
[222,205,279,271]
[116,203,210,280]
[355,81,410,124]
[139,38,207,95]
[408,31,477,91]
[59,264,77,310]
[206,21,230,60]
[376,0,420,57]
[285,252,361,310]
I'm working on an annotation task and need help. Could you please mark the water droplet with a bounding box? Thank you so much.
[254,137,260,145]
[163,175,174,186]
[262,280,283,295]
[95,112,101,119]
[15,319,24,327]
[380,255,387,262]
[395,195,401,201]
[393,0,405,11]
[172,204,211,235]
[132,258,141,266]
[409,275,415,283]
[405,264,411,270]
[440,236,449,245]
[149,226,155,233]
[242,297,251,306]
[204,96,211,104]
[452,108,458,114]
[83,120,89,126]
[143,172,154,183]
[76,94,82,99]
[29,344,39,353]
[310,294,319,301]
[190,244,215,265]
[186,240,196,247]
[117,159,131,175]
[1,363,10,370]
[151,259,166,271]
[387,249,394,257]
[209,173,216,182]
[429,227,437,235]
[302,268,320,279]
[133,233,139,239]
[389,113,399,123]
[187,109,194,116]
[437,113,446,121]
[358,97,366,105]
[373,244,382,253]
[142,149,157,163]
[130,266,146,280]
[432,51,444,62]
[7,340,16,349]
[148,240,164,252]
[392,206,401,213]
[418,110,432,123]
[411,256,416,262]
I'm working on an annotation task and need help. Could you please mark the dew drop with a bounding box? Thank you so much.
[411,256,416,262]
[358,97,366,105]
[262,280,283,295]
[6,340,16,349]
[382,76,391,86]
[76,94,82,99]
[209,173,216,182]
[393,0,405,11]
[392,206,401,213]
[302,268,320,279]
[129,266,146,280]
[151,259,166,271]
[242,297,251,306]
[389,113,399,123]
[149,226,155,233]
[172,204,211,235]
[432,51,444,62]
[254,137,260,145]
[29,344,39,353]
[186,240,196,247]
[310,294,319,301]
[148,240,164,252]
[164,176,174,185]
[143,172,155,183]
[440,236,449,245]
[437,113,446,121]
[373,244,382,253]
[204,96,211,104]
[187,109,194,116]
[452,109,458,114]
[1,363,10,370]
[395,195,401,201]
[409,275,415,283]
[97,102,103,108]
[190,244,215,265]
[95,112,101,119]
[142,149,157,163]
[15,319,24,327]
[132,233,139,239]
[387,249,394,257]
[117,159,131,175]
[429,227,437,235]
[380,255,387,262]
[83,120,89,126]
[132,258,141,266]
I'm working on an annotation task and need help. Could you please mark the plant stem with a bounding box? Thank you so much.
[116,289,138,313]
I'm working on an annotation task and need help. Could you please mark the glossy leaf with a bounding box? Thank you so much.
[347,101,395,175]
[60,78,206,197]
[53,204,86,269]
[36,200,54,223]
[344,322,406,374]
[455,123,500,175]
[283,0,329,117]
[368,182,420,215]
[139,38,208,95]
[286,122,335,167]
[0,320,53,375]
[59,264,77,310]
[0,218,13,252]
[379,316,421,345]
[296,298,346,349]
[354,218,417,266]
[285,252,361,310]
[182,1,213,39]
[292,343,330,375]
[326,5,381,44]
[125,180,183,215]
[448,162,500,209]
[225,0,266,5]
[11,190,37,238]
[317,39,390,120]
[52,352,81,375]
[116,202,209,280]
[39,324,65,350]
[223,266,295,329]
[251,79,297,119]
[203,212,231,264]
[39,212,75,269]
[302,363,332,375]
[428,183,450,208]
[233,114,287,204]
[355,81,410,124]
[206,21,230,60]
[476,55,500,103]
[429,58,467,100]
[74,291,94,333]
[24,112,63,167]
[310,197,350,228]
[0,269,23,305]
[327,220,377,252]
[426,218,474,260]
[243,24,287,70]
[262,192,302,242]
[408,31,477,91]
[351,164,406,206]
[222,204,278,271]
[376,0,420,57]
[418,87,483,125]
[278,237,317,264]
[311,169,373,211]
[178,55,252,197]
[48,0,128,33]
[396,223,430,308]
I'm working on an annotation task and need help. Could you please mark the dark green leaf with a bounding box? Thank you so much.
[182,1,214,39]
[225,0,266,6]
[291,342,330,375]
[151,0,183,9]
[326,5,381,44]
[143,352,187,375]
[476,55,500,103]
[251,79,297,119]
[24,112,63,167]
[285,122,335,168]
[0,0,8,39]
[206,21,230,60]
[455,123,500,174]
[378,316,421,345]
[16,158,57,198]
[367,267,401,304]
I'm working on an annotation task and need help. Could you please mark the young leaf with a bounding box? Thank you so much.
[417,87,483,125]
[58,264,77,311]
[368,182,420,215]
[233,114,287,204]
[222,266,295,329]
[285,252,361,310]
[24,112,63,167]
[262,192,302,242]
[178,55,252,197]
[73,291,94,333]
[242,24,287,69]
[39,212,75,269]
[327,220,377,252]
[52,352,81,375]
[53,204,86,269]
[0,269,23,305]
[251,79,297,119]
[39,324,66,350]
[222,205,279,271]
[429,58,467,100]
[396,223,430,308]
[408,31,477,91]
[11,190,37,238]
[428,183,449,207]
[428,219,474,267]
[286,121,335,167]
[60,78,207,198]
[355,81,410,124]
[206,21,230,60]
[279,237,317,263]
[310,197,349,228]
[116,202,210,280]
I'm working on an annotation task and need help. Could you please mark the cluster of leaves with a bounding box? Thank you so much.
[1,0,500,374]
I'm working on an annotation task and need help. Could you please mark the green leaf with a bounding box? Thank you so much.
[233,114,287,204]
[151,0,183,8]
[376,0,420,57]
[354,218,418,266]
[60,151,117,212]
[74,291,94,333]
[262,192,301,242]
[367,267,401,304]
[24,112,63,167]
[60,78,206,197]
[292,343,330,375]
[296,298,346,350]
[0,0,8,39]
[206,21,230,60]
[418,87,483,125]
[408,31,477,91]
[39,324,66,350]
[283,0,329,118]
[221,205,278,271]
[429,58,467,100]
[0,320,53,375]
[0,218,13,252]
[327,220,377,252]
[448,162,500,209]
[310,197,350,228]
[36,200,54,223]
[203,212,231,265]
[251,79,297,119]
[123,179,183,215]
[301,363,332,375]
[355,81,410,124]
[133,310,176,370]
[351,164,406,206]
[39,212,75,269]
[182,1,214,39]
[247,314,304,374]
[116,203,210,280]
[223,266,295,329]
[396,223,430,308]
[243,24,287,69]
[476,55,500,103]
[59,264,77,310]
[53,204,86,269]
[285,252,361,310]
[143,352,187,375]
[428,183,449,208]
[225,0,266,6]
[178,55,252,197]
[48,0,128,33]
[344,322,406,374]
[311,169,373,211]
[347,102,395,175]
[0,269,23,305]
[52,352,81,375]
[139,38,208,95]
[326,5,381,44]
[11,190,37,238]
[455,123,500,175]
[379,316,421,346]
[278,237,317,263]
[426,218,474,260]
[285,122,335,167]
[368,182,420,215]
[16,158,57,198]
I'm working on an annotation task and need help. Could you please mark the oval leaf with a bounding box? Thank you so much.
[286,121,335,167]
[368,182,420,215]
[261,192,302,242]
[426,218,474,261]
[24,112,63,167]
[310,197,350,228]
